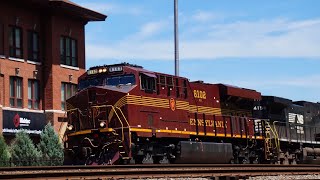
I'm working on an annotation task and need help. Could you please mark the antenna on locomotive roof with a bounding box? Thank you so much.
[174,0,179,76]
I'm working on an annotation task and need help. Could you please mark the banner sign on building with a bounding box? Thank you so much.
[3,110,46,135]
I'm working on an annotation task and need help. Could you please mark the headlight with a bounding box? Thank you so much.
[100,122,106,128]
[67,125,73,131]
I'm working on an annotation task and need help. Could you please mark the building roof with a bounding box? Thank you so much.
[15,0,106,22]
[49,0,107,21]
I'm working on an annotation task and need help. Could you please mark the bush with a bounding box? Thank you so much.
[11,131,42,166]
[38,123,64,166]
[0,136,10,166]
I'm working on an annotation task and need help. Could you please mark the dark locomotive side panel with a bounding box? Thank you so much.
[174,141,233,164]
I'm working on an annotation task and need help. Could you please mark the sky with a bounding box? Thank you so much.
[73,0,320,103]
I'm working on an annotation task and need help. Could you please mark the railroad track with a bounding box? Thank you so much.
[0,164,320,179]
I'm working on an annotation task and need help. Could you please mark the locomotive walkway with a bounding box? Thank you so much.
[0,164,320,179]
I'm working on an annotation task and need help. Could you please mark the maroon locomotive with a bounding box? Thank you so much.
[63,63,320,165]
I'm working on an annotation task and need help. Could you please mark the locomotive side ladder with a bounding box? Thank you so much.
[264,123,272,160]
[113,107,131,161]
[263,120,280,162]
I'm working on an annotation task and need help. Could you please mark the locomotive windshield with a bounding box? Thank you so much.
[106,74,135,86]
[79,77,104,90]
[78,74,136,90]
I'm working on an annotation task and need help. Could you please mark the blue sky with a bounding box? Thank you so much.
[73,0,320,102]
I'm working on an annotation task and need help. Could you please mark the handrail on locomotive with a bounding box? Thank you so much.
[64,104,130,143]
[91,104,130,142]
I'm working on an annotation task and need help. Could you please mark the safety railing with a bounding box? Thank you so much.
[253,119,280,160]
[91,105,131,159]
[91,105,130,142]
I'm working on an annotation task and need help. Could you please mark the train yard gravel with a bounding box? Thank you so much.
[140,175,320,180]
[248,174,320,180]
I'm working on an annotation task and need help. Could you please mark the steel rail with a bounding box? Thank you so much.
[1,164,320,171]
[0,164,320,179]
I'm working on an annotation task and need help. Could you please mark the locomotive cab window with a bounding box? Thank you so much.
[78,77,103,90]
[140,73,156,93]
[106,74,135,86]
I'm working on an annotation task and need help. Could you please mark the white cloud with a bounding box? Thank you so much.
[140,22,166,36]
[272,75,320,88]
[86,18,320,61]
[78,2,143,16]
[216,75,320,89]
[130,21,169,40]
[87,41,173,60]
[191,11,217,22]
[288,19,320,30]
[194,74,320,102]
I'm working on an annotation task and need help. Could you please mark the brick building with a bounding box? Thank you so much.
[0,0,106,141]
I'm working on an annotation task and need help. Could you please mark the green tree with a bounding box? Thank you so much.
[0,136,10,166]
[11,131,41,166]
[38,123,64,166]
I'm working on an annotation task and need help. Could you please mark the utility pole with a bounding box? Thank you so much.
[174,0,179,76]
